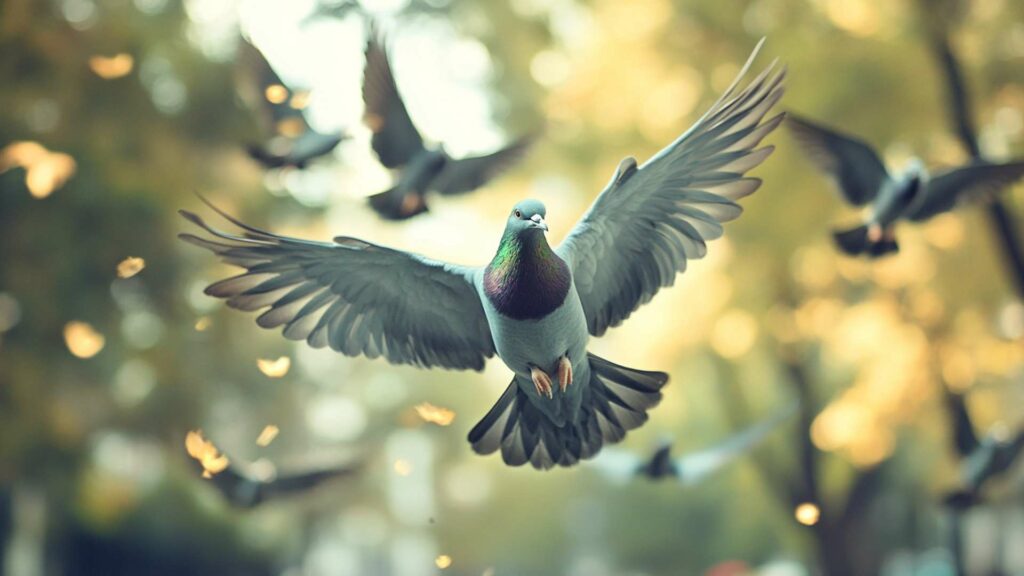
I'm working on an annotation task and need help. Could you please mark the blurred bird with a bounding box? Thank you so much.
[189,451,362,508]
[944,424,1024,509]
[361,24,535,220]
[179,40,784,469]
[787,113,1024,258]
[236,37,346,170]
[588,402,797,484]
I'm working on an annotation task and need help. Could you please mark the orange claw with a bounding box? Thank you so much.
[557,356,572,392]
[530,366,554,399]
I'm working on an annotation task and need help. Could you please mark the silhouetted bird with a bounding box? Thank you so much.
[787,113,1024,257]
[236,37,346,169]
[361,24,534,219]
[189,452,362,508]
[944,425,1024,509]
[588,402,797,484]
[179,40,784,469]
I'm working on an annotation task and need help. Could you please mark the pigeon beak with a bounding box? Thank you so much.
[530,214,548,231]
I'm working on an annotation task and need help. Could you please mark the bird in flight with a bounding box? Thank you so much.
[188,450,363,508]
[787,113,1024,258]
[180,40,785,469]
[587,402,797,484]
[360,23,535,220]
[236,37,346,170]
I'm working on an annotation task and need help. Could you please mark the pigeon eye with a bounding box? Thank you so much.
[514,209,522,219]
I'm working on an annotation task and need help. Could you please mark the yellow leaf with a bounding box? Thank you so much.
[194,317,211,331]
[435,555,452,569]
[794,502,821,526]
[257,356,291,378]
[264,84,288,104]
[63,321,105,358]
[116,256,145,279]
[89,54,134,79]
[256,425,279,447]
[185,430,230,478]
[414,402,456,426]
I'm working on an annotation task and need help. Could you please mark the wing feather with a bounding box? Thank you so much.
[179,200,494,371]
[556,40,785,336]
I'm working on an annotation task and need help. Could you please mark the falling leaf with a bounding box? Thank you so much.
[194,316,211,331]
[415,402,456,426]
[116,256,145,279]
[257,356,291,378]
[435,555,453,569]
[393,459,412,476]
[264,84,288,104]
[256,425,279,447]
[64,321,105,358]
[794,502,820,526]
[0,141,76,199]
[289,91,310,110]
[185,430,230,478]
[89,54,134,79]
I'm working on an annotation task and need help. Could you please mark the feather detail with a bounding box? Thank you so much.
[484,231,571,320]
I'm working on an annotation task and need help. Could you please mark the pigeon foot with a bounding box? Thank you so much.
[530,365,554,399]
[557,355,572,392]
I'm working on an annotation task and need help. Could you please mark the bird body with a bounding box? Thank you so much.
[181,39,785,470]
[787,113,1024,257]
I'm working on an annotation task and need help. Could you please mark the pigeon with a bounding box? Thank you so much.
[236,37,346,170]
[944,425,1024,509]
[189,451,362,508]
[361,24,535,220]
[179,39,785,470]
[787,113,1024,258]
[587,402,798,484]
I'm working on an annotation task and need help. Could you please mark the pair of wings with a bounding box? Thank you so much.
[236,37,345,167]
[587,401,798,485]
[181,40,785,371]
[787,114,1024,221]
[190,451,362,508]
[362,25,533,195]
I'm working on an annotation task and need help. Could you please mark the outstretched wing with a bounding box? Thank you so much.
[236,37,313,137]
[674,401,797,486]
[556,40,785,337]
[179,201,494,371]
[432,135,535,195]
[362,24,425,168]
[907,161,1024,222]
[785,114,889,206]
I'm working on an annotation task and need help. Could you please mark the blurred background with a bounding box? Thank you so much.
[2,0,1024,574]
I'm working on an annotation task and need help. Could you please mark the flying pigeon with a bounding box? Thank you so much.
[189,451,362,508]
[361,24,535,220]
[236,37,347,170]
[787,113,1024,258]
[587,402,797,484]
[179,40,785,469]
[944,424,1024,509]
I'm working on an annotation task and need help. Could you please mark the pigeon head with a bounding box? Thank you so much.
[505,199,548,236]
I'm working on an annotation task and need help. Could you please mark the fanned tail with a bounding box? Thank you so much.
[467,353,668,470]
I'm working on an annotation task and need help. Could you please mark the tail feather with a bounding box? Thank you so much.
[368,188,428,220]
[832,225,899,258]
[468,353,668,470]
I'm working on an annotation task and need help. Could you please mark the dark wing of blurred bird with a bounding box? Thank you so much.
[786,113,890,206]
[189,451,362,508]
[588,402,797,485]
[360,23,535,220]
[180,39,783,470]
[945,427,1024,509]
[236,37,346,169]
[906,161,1024,222]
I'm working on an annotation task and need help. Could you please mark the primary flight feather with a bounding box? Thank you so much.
[180,40,785,470]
